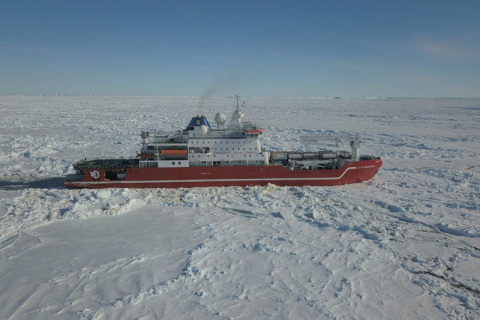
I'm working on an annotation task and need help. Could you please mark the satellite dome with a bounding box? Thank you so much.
[215,112,227,125]
[199,124,208,135]
[193,124,208,136]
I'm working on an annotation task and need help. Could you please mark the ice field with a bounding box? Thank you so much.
[0,95,479,319]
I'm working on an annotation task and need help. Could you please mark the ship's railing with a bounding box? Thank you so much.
[191,134,248,140]
[75,164,139,170]
[189,162,282,168]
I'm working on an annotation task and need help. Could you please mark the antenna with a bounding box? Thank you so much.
[235,94,246,110]
[230,95,246,128]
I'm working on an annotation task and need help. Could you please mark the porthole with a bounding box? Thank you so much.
[172,162,175,165]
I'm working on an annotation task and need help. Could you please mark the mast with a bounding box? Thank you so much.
[229,95,245,129]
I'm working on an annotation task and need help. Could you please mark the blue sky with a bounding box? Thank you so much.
[1,0,479,97]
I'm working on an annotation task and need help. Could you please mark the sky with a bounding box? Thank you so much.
[1,0,479,98]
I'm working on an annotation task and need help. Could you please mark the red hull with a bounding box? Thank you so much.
[65,158,382,189]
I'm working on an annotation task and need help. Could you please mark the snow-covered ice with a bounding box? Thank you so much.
[1,96,479,319]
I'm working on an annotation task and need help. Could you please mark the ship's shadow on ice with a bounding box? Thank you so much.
[0,177,65,190]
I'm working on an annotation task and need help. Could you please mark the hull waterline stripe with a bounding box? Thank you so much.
[67,166,360,186]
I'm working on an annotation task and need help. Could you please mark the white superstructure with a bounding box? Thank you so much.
[138,96,268,168]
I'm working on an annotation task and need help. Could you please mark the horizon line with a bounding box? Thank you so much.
[1,94,479,100]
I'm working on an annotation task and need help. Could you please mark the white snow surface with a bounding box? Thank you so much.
[1,96,479,319]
